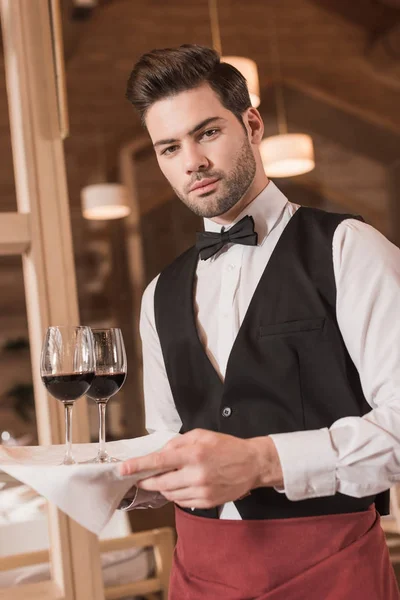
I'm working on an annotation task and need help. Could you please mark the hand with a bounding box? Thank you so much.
[119,429,283,510]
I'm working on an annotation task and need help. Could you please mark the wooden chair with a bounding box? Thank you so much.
[381,487,400,564]
[0,527,175,600]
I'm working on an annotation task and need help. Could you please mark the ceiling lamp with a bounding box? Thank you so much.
[260,2,315,178]
[260,133,314,178]
[221,56,260,108]
[208,0,261,108]
[81,183,130,220]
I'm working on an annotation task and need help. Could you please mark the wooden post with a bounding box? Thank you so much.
[118,137,150,438]
[0,1,104,598]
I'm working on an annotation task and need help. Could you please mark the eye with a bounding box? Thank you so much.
[161,145,179,156]
[201,128,219,140]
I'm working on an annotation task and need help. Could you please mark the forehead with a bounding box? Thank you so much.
[145,83,232,141]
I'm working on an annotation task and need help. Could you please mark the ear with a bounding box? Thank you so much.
[243,107,264,145]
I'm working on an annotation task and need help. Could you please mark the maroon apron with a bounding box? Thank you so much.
[169,505,399,599]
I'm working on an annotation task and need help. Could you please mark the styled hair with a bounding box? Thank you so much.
[126,44,252,126]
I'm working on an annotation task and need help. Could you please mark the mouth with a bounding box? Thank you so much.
[189,178,220,194]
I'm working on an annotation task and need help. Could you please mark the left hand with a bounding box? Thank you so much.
[119,429,283,509]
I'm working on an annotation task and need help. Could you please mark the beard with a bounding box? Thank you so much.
[172,135,257,218]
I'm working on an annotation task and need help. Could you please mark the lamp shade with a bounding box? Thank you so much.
[221,56,261,108]
[260,133,315,178]
[81,183,130,220]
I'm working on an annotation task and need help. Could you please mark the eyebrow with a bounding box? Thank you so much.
[153,116,226,148]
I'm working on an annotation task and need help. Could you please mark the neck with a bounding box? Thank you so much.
[210,172,270,226]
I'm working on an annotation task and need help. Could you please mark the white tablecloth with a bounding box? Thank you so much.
[0,431,176,534]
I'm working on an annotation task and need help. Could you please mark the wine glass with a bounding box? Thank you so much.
[86,328,127,463]
[40,326,95,465]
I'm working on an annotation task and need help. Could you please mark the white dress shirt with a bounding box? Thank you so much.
[138,181,400,519]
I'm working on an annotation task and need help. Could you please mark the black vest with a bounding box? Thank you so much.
[154,206,390,519]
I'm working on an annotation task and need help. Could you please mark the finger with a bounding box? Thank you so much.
[119,448,183,477]
[162,487,200,502]
[138,469,191,492]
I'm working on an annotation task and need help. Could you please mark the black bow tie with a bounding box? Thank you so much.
[196,215,258,260]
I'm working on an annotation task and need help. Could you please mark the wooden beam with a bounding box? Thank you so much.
[309,0,399,32]
[283,77,400,137]
[261,83,400,165]
[0,213,30,255]
[367,22,400,79]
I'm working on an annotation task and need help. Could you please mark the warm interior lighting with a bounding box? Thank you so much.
[222,56,261,108]
[208,0,262,107]
[259,3,315,178]
[260,133,315,178]
[81,183,130,220]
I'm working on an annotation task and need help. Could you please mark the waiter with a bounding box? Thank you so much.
[119,44,400,599]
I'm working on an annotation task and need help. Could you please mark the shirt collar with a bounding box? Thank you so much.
[202,181,289,246]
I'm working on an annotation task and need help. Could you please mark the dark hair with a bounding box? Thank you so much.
[125,44,251,126]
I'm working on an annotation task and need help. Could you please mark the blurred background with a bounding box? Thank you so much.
[0,0,399,537]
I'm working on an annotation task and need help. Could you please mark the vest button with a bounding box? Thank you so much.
[221,406,232,418]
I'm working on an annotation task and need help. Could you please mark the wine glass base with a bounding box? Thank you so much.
[92,455,120,464]
[62,457,76,466]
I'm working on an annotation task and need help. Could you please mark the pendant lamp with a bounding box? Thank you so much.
[81,183,130,220]
[260,2,315,177]
[81,133,131,220]
[208,0,261,107]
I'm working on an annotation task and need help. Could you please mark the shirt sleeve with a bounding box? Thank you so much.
[270,218,400,501]
[119,275,183,511]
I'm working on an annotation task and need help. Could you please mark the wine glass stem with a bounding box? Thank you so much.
[64,403,74,465]
[98,401,108,460]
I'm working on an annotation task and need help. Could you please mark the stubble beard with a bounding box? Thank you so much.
[172,136,257,219]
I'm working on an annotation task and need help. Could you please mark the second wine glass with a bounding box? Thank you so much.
[87,328,127,463]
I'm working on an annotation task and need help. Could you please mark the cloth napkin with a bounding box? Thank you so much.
[0,431,176,535]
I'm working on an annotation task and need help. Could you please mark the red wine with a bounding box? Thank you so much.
[86,372,126,402]
[42,372,94,402]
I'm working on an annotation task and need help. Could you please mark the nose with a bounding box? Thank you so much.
[184,143,209,174]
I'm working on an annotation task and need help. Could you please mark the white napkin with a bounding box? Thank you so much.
[0,431,176,535]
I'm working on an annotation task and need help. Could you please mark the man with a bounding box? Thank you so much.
[119,44,400,598]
